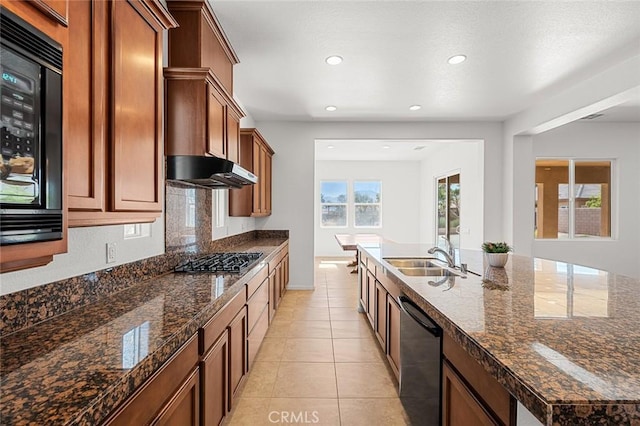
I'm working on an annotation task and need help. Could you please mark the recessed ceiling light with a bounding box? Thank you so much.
[325,55,343,65]
[382,145,390,149]
[409,105,422,111]
[448,55,467,65]
[325,105,337,111]
[327,145,335,149]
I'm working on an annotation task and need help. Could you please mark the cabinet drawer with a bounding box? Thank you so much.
[247,264,269,299]
[443,333,514,425]
[247,279,269,333]
[200,290,246,355]
[247,305,269,368]
[104,334,198,426]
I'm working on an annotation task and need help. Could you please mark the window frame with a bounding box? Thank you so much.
[534,157,615,241]
[353,180,382,228]
[320,180,349,228]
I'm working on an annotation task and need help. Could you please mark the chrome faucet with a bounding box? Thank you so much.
[427,246,456,268]
[428,236,456,268]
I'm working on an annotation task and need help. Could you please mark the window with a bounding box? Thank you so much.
[436,173,460,249]
[535,159,612,239]
[354,181,381,227]
[321,181,348,227]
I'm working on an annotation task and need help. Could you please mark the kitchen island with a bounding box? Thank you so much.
[358,241,640,425]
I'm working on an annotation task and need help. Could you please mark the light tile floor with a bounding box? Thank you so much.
[225,257,411,425]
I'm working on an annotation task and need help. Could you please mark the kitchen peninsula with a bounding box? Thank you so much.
[358,241,640,425]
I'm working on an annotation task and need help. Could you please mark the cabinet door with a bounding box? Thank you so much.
[359,263,367,311]
[387,296,400,380]
[268,270,276,322]
[252,139,262,214]
[281,256,288,296]
[442,362,498,426]
[228,307,247,408]
[264,151,272,214]
[259,144,268,213]
[207,85,226,158]
[366,270,375,326]
[374,281,387,348]
[226,111,240,163]
[153,368,200,426]
[201,330,229,426]
[30,0,69,26]
[111,0,163,212]
[67,0,106,212]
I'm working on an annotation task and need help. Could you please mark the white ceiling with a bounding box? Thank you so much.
[213,0,640,122]
[315,139,479,161]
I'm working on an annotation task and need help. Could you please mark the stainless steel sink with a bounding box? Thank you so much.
[383,257,442,268]
[396,267,456,277]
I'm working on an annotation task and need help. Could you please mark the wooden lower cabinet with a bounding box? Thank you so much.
[442,361,497,426]
[228,307,248,408]
[248,305,269,367]
[201,330,229,426]
[154,368,200,426]
[104,335,199,426]
[268,269,277,322]
[366,270,375,326]
[374,282,387,347]
[358,263,367,310]
[443,333,516,426]
[386,295,401,380]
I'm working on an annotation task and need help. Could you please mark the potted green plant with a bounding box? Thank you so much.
[481,241,512,268]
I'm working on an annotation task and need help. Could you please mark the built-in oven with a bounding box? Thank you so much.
[0,7,63,246]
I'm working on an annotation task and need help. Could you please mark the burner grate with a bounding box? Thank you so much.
[175,252,263,273]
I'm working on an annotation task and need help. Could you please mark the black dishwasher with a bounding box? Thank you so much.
[398,295,442,426]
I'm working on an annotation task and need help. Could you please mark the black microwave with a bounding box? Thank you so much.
[0,7,63,246]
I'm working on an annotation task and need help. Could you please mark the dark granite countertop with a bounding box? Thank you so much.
[0,237,288,426]
[358,241,640,425]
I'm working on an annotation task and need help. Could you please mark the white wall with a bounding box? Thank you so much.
[419,141,485,250]
[503,53,640,246]
[0,220,165,295]
[314,160,422,257]
[523,122,640,278]
[254,121,503,290]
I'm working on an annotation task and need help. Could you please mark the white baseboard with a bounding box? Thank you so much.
[285,283,315,290]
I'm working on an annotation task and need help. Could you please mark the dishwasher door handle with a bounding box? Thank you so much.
[398,296,442,337]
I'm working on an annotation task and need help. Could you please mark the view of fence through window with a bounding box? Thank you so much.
[320,181,348,226]
[354,181,381,227]
[535,159,612,239]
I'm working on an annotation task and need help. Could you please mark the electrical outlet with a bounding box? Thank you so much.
[106,242,117,264]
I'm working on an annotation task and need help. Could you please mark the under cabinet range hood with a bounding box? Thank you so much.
[166,156,257,189]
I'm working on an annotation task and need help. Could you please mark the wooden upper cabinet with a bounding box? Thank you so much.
[66,0,177,226]
[164,69,245,158]
[29,0,69,26]
[166,0,239,94]
[207,83,226,158]
[67,0,106,213]
[226,110,240,163]
[229,129,274,217]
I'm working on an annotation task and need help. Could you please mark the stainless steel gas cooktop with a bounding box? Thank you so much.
[175,252,263,273]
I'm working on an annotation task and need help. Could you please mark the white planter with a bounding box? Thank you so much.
[485,253,509,268]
